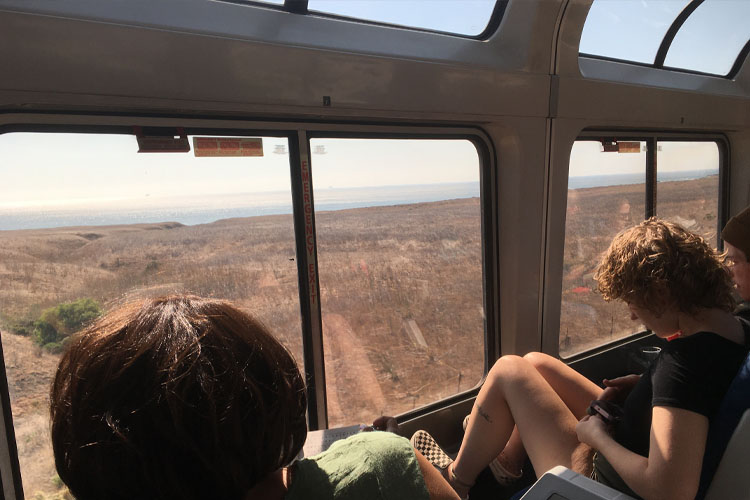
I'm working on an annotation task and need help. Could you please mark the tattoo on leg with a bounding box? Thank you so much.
[476,404,492,423]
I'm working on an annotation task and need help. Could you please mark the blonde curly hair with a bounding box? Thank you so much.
[595,218,735,315]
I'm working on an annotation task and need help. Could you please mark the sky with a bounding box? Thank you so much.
[0,134,479,208]
[262,0,496,35]
[580,0,750,75]
[0,0,745,208]
[569,141,719,177]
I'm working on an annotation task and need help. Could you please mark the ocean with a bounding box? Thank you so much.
[0,182,480,231]
[1,170,717,231]
[568,169,717,189]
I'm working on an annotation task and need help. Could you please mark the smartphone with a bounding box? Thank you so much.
[587,400,624,425]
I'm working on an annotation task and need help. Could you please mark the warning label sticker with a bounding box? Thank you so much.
[193,137,264,157]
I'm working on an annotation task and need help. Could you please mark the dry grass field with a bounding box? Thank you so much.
[0,197,484,498]
[560,175,719,355]
[0,175,718,497]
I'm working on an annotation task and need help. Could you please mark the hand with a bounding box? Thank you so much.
[599,374,640,404]
[576,414,610,447]
[370,416,399,434]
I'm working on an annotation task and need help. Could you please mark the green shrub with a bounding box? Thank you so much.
[31,298,102,349]
[32,319,59,347]
[0,309,41,337]
[55,298,101,334]
[5,318,35,336]
[43,340,65,354]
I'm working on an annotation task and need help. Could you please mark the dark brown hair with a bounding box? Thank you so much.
[50,295,307,500]
[595,218,735,314]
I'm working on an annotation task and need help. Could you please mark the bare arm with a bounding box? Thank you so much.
[577,406,708,500]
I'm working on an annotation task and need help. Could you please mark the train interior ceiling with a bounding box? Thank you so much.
[0,0,749,498]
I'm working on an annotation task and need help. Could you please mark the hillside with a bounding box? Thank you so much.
[0,174,720,497]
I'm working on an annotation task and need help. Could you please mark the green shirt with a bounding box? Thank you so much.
[285,432,430,500]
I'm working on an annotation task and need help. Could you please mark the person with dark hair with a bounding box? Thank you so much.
[413,219,749,500]
[722,204,750,322]
[50,295,459,500]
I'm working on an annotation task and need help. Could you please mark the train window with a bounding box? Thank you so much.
[560,138,723,357]
[664,1,750,76]
[308,138,484,426]
[655,141,720,244]
[0,132,301,498]
[559,140,647,356]
[307,0,499,37]
[580,0,690,64]
[579,0,750,77]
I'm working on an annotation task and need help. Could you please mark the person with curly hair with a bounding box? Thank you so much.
[414,218,749,500]
[50,295,459,500]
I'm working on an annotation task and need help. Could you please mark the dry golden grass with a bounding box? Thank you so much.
[0,332,61,498]
[0,197,484,496]
[0,176,718,496]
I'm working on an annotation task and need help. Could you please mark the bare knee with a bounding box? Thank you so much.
[488,355,529,386]
[522,351,556,370]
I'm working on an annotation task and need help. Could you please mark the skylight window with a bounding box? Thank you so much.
[306,0,501,37]
[580,0,690,64]
[664,0,750,75]
[579,0,750,78]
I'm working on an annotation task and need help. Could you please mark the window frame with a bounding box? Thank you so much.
[552,131,729,362]
[0,339,21,500]
[302,129,498,427]
[217,0,509,40]
[0,120,498,496]
[579,0,750,79]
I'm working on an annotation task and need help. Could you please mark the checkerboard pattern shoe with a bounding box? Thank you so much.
[410,430,453,470]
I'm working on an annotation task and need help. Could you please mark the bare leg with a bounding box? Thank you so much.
[523,352,601,419]
[486,352,602,474]
[415,450,461,500]
[495,427,524,476]
[448,355,594,497]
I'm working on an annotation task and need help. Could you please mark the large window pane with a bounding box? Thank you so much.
[656,141,720,245]
[665,0,750,75]
[308,0,497,36]
[310,138,484,426]
[560,141,647,357]
[0,132,301,498]
[580,0,690,63]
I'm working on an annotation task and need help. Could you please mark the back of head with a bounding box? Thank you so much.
[595,218,735,314]
[722,205,750,261]
[50,295,307,500]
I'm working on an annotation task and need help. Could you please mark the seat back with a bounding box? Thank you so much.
[697,335,750,499]
[704,410,750,500]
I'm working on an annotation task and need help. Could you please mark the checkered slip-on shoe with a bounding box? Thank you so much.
[410,430,453,470]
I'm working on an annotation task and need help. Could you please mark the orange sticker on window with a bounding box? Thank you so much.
[193,137,263,157]
[618,141,642,153]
